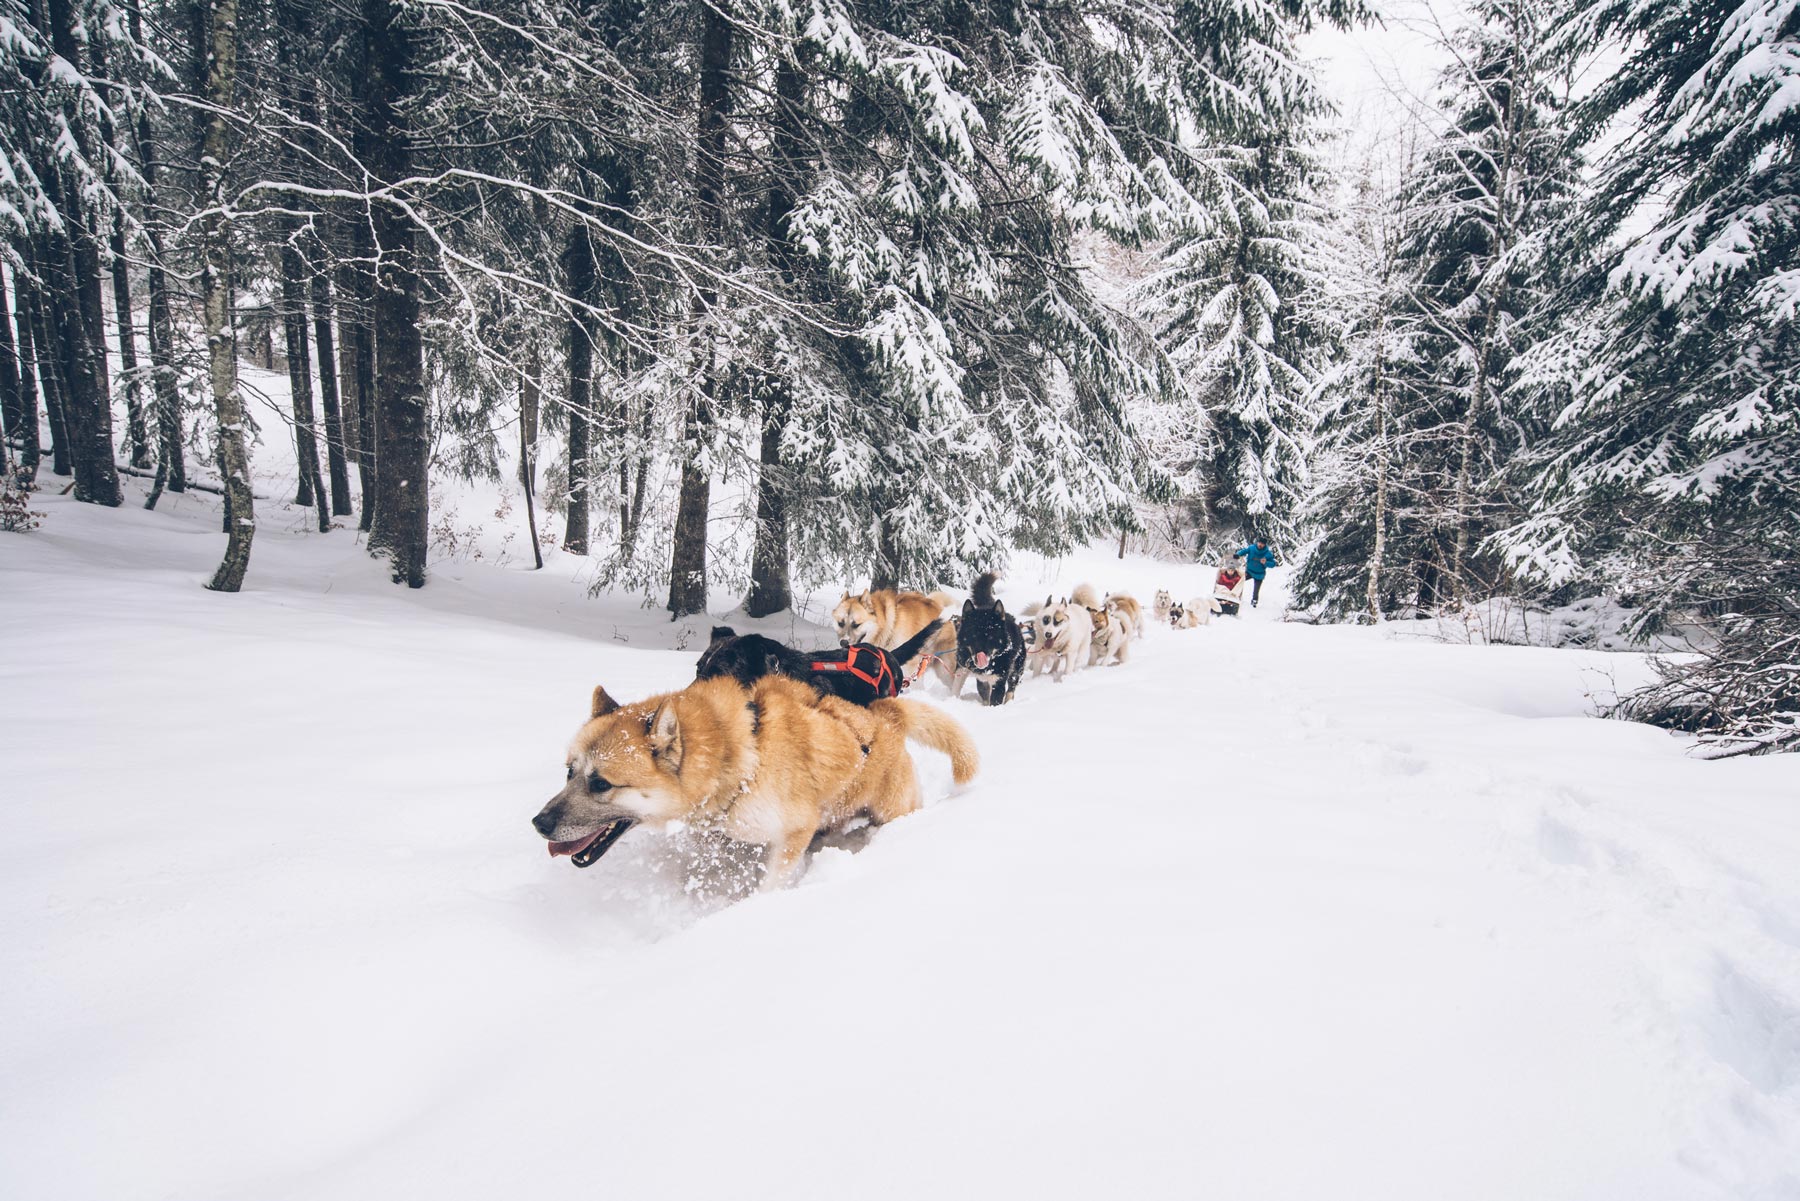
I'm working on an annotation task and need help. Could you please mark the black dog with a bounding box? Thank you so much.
[953,572,1025,706]
[695,620,945,707]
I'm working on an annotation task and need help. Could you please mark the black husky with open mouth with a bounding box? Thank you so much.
[955,572,1025,706]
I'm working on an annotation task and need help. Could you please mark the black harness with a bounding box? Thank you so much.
[807,644,902,699]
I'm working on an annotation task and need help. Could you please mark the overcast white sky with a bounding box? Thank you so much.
[1301,0,1462,140]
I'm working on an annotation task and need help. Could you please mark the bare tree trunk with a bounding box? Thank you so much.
[41,0,120,506]
[362,0,428,587]
[744,49,806,619]
[29,171,115,498]
[20,260,72,477]
[110,214,153,470]
[743,381,792,616]
[337,215,379,532]
[0,264,21,459]
[520,346,543,570]
[199,0,254,591]
[667,0,732,618]
[563,227,594,556]
[625,398,649,558]
[128,0,183,507]
[872,516,900,591]
[91,27,150,474]
[9,268,41,479]
[143,252,187,503]
[280,236,330,530]
[1366,316,1390,623]
[276,0,352,519]
[310,252,352,515]
[1447,299,1495,599]
[353,294,377,530]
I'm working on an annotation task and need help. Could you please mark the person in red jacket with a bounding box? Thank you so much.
[1215,562,1248,614]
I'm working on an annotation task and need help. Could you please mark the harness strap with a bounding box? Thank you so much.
[809,645,897,697]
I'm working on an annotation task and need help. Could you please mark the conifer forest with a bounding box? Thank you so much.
[3,0,1796,752]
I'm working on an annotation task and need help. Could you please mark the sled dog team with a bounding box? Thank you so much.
[531,561,1264,891]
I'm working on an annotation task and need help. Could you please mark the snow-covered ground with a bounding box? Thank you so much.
[6,451,1800,1199]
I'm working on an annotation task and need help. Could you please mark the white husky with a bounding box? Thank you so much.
[1029,586,1095,682]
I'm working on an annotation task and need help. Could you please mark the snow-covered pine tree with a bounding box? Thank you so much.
[2,0,129,506]
[1301,0,1578,614]
[1145,130,1334,553]
[1292,152,1428,621]
[1496,0,1800,752]
[755,0,1193,593]
[1405,0,1580,603]
[1134,0,1360,558]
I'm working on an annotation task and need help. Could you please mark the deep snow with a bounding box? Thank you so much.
[5,462,1800,1200]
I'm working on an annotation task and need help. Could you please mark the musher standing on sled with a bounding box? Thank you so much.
[1234,538,1279,608]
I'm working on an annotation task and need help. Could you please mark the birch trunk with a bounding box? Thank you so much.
[200,0,255,591]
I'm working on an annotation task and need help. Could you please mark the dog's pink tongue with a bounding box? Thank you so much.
[974,651,990,668]
[548,830,601,858]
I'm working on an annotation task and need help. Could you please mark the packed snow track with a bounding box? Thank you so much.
[4,488,1799,1201]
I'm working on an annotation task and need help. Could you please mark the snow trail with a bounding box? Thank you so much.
[4,485,1799,1201]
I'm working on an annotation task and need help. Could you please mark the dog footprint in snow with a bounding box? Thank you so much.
[1347,739,1429,777]
[1534,813,1597,869]
[1704,959,1800,1095]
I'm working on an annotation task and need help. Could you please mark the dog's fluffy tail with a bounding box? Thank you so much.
[971,571,999,609]
[1071,581,1101,610]
[890,698,979,784]
[925,589,954,611]
[888,618,946,669]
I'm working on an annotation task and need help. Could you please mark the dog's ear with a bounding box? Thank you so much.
[963,597,975,615]
[765,652,785,675]
[592,686,620,718]
[648,698,683,769]
[995,600,1006,616]
[709,626,736,643]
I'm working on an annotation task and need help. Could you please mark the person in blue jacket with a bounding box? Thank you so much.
[1234,538,1279,608]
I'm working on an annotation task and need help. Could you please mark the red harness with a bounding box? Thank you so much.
[809,645,901,698]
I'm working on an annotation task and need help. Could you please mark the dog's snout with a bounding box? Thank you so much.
[532,806,560,837]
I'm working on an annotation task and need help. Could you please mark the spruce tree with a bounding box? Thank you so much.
[1135,0,1361,556]
[1301,0,1577,614]
[1496,0,1800,751]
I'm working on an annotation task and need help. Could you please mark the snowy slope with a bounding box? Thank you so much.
[4,478,1800,1201]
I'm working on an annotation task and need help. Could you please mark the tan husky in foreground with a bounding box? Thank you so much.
[532,675,979,890]
[832,588,953,649]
